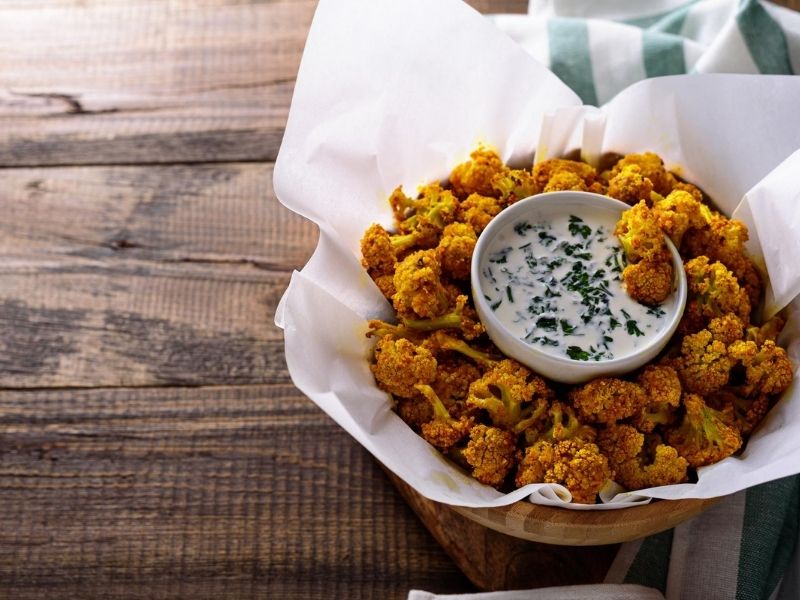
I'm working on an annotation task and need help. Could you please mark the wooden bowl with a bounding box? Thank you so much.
[385,469,718,547]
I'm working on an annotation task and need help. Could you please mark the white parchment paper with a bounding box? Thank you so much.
[274,0,800,509]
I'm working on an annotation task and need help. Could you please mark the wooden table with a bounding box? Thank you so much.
[1,1,797,598]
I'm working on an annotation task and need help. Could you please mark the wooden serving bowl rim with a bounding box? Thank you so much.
[451,496,720,546]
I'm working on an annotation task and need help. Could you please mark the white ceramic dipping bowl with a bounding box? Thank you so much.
[471,191,687,384]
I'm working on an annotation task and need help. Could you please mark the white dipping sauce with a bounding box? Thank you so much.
[478,208,675,362]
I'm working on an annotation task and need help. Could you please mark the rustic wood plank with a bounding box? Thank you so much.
[0,162,317,389]
[0,163,314,267]
[0,384,475,599]
[0,2,315,166]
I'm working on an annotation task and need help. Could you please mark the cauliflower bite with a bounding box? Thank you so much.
[491,168,539,204]
[371,336,437,399]
[598,425,688,490]
[389,184,460,248]
[543,170,587,192]
[676,320,740,396]
[449,147,507,199]
[532,158,598,191]
[436,222,476,280]
[463,424,518,488]
[665,393,742,468]
[681,212,762,306]
[632,365,682,433]
[729,339,794,397]
[608,153,675,196]
[570,378,647,425]
[607,164,654,205]
[652,189,707,247]
[622,257,674,306]
[392,249,451,319]
[615,200,669,264]
[706,389,770,436]
[515,439,611,504]
[456,193,503,234]
[416,384,474,450]
[683,256,751,332]
[466,359,553,433]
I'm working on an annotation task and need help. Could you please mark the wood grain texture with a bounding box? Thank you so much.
[0,385,475,599]
[0,163,316,388]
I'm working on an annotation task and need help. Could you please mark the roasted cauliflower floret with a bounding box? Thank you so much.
[449,147,507,199]
[570,378,647,425]
[706,389,770,436]
[463,424,518,488]
[456,193,503,234]
[543,170,587,192]
[491,168,539,204]
[632,365,682,433]
[665,393,742,468]
[729,339,794,397]
[416,384,474,450]
[466,359,553,433]
[676,326,736,396]
[683,256,751,331]
[615,200,669,264]
[607,164,654,205]
[609,153,675,196]
[515,439,611,504]
[436,222,477,280]
[598,425,688,490]
[530,401,597,444]
[392,249,450,319]
[622,257,674,306]
[371,336,437,399]
[652,189,707,247]
[532,158,598,190]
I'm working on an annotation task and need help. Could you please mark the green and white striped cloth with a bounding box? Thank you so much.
[411,2,800,599]
[492,0,800,105]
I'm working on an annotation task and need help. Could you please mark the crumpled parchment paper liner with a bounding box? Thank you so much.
[274,0,800,509]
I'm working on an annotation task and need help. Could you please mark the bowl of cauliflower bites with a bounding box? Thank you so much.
[360,147,793,539]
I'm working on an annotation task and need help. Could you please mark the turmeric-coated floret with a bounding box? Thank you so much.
[609,153,675,196]
[683,256,751,330]
[598,425,688,490]
[436,222,477,280]
[652,189,707,247]
[515,439,611,504]
[396,397,433,428]
[665,393,742,468]
[569,378,647,425]
[706,389,770,436]
[371,337,437,399]
[729,339,794,397]
[632,365,682,433]
[392,250,451,319]
[607,164,654,205]
[543,170,587,192]
[389,184,459,248]
[421,330,499,368]
[622,257,674,305]
[745,316,786,346]
[529,401,597,444]
[360,223,398,277]
[491,168,539,204]
[416,384,474,450]
[449,147,507,199]
[463,424,518,488]
[456,193,503,234]
[532,159,598,191]
[676,327,735,395]
[671,181,704,203]
[615,200,669,264]
[467,359,553,432]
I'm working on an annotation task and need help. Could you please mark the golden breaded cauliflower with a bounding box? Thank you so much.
[392,249,451,319]
[436,222,476,280]
[463,424,518,488]
[449,147,507,199]
[609,153,675,195]
[665,393,742,468]
[371,336,437,399]
[598,425,688,490]
[570,378,647,425]
[607,164,654,205]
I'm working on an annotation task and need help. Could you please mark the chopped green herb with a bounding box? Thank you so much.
[560,319,577,335]
[490,299,502,311]
[506,286,514,303]
[647,305,666,318]
[514,221,534,236]
[567,346,591,361]
[536,317,558,331]
[538,231,556,246]
[568,215,592,239]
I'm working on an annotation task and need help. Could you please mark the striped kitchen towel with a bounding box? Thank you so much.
[491,0,800,105]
